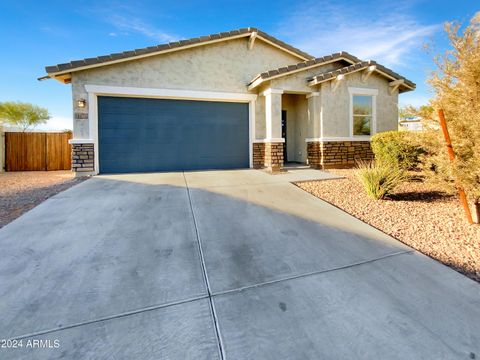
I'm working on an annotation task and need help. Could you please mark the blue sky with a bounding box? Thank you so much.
[0,0,477,130]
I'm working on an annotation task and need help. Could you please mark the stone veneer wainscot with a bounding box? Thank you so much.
[307,141,373,169]
[72,143,95,173]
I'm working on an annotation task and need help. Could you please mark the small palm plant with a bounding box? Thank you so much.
[355,161,407,200]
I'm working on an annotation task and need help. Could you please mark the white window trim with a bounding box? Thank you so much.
[83,85,257,174]
[348,87,378,139]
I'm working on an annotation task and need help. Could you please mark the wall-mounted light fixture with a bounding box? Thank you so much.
[76,99,86,108]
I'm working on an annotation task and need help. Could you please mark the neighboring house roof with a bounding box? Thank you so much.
[41,27,314,82]
[399,119,421,123]
[307,60,415,92]
[247,51,361,90]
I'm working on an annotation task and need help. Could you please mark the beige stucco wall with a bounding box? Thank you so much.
[319,72,399,138]
[71,38,301,139]
[255,95,266,139]
[257,62,400,145]
[255,69,399,144]
[307,93,321,139]
[265,65,399,139]
[70,37,401,146]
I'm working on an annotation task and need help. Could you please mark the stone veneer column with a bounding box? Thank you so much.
[306,141,322,169]
[253,142,266,168]
[71,143,95,174]
[264,142,284,172]
[252,142,284,172]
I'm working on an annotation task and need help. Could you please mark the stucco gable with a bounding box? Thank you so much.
[70,38,305,95]
[308,61,415,93]
[41,27,314,83]
[247,52,361,90]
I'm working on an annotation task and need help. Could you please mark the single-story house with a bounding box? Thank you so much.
[399,118,423,131]
[40,27,415,175]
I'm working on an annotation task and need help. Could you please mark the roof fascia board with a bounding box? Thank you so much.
[46,33,251,78]
[248,57,356,91]
[376,69,414,90]
[308,66,415,91]
[45,32,311,79]
[308,66,366,86]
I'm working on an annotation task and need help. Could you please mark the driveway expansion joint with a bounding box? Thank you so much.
[211,250,415,297]
[183,172,226,360]
[9,294,209,341]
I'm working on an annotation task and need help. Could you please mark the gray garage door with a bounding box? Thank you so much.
[98,96,249,173]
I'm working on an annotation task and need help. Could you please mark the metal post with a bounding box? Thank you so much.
[437,109,474,224]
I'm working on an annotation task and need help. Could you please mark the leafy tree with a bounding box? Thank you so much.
[399,105,434,121]
[398,106,414,121]
[0,101,50,131]
[421,13,480,222]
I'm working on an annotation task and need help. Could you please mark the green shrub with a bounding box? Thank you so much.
[371,131,424,169]
[355,161,407,200]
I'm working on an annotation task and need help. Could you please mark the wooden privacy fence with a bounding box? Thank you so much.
[5,132,72,171]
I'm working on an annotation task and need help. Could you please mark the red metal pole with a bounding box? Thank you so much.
[437,109,474,224]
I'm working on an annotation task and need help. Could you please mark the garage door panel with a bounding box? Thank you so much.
[98,96,249,173]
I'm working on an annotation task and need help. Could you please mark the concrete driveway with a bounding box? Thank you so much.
[1,169,479,359]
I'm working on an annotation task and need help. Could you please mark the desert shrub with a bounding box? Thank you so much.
[371,131,424,169]
[421,13,480,222]
[355,161,407,200]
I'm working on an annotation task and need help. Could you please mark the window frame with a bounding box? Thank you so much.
[348,87,378,138]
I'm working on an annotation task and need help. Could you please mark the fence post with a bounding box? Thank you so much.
[44,132,48,171]
[0,125,4,172]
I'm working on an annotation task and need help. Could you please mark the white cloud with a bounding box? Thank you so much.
[277,1,440,67]
[86,3,178,43]
[106,14,177,42]
[35,116,73,131]
[40,26,70,38]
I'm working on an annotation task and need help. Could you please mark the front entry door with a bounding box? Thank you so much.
[281,110,287,162]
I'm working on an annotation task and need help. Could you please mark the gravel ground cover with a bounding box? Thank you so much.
[0,171,86,228]
[296,169,480,282]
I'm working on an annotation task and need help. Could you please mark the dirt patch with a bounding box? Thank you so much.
[296,169,480,283]
[0,171,87,228]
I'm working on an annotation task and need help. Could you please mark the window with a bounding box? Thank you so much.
[349,87,377,137]
[352,95,373,135]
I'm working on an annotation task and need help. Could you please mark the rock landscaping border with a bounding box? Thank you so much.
[296,169,480,283]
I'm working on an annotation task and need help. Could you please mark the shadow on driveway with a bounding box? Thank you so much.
[0,171,478,359]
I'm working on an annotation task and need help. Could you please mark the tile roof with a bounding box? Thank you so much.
[252,51,362,82]
[307,60,416,91]
[44,27,314,75]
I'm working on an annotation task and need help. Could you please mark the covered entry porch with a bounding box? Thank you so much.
[252,86,374,172]
[252,89,318,172]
